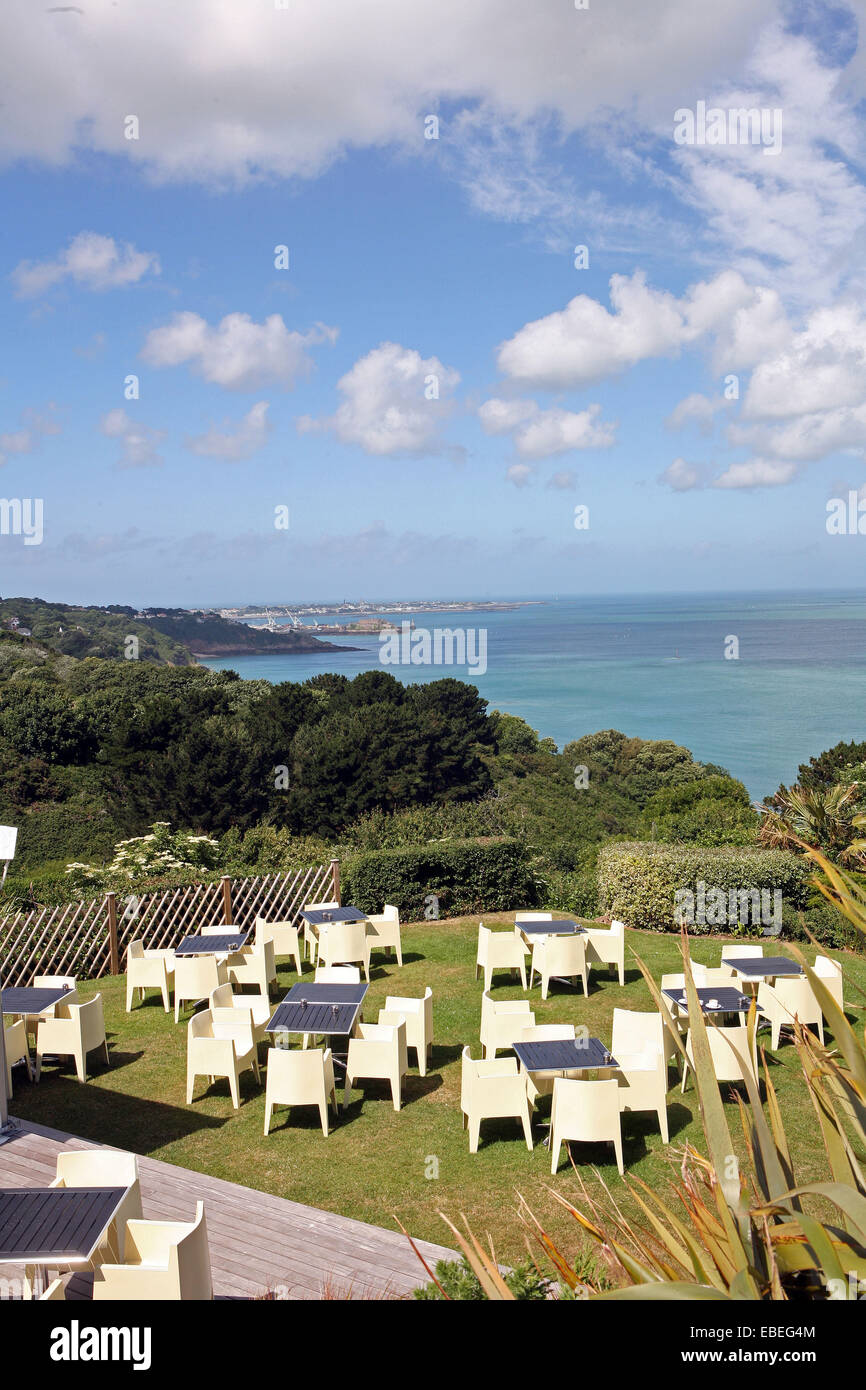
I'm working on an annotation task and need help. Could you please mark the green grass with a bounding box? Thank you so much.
[9,915,866,1269]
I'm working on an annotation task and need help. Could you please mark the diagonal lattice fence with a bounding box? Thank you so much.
[0,860,339,986]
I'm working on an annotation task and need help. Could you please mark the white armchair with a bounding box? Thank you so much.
[460,1046,533,1154]
[367,903,403,967]
[34,994,109,1083]
[186,1008,260,1108]
[345,1020,408,1111]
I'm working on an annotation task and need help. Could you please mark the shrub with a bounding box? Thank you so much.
[220,823,333,873]
[783,893,863,951]
[414,1256,548,1300]
[341,838,536,919]
[63,822,222,895]
[539,867,599,918]
[597,841,808,934]
[10,801,122,867]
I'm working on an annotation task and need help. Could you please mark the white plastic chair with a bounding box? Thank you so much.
[550,1077,624,1175]
[532,934,588,1000]
[480,991,534,1059]
[721,943,763,961]
[173,955,228,1022]
[264,1046,339,1137]
[380,988,433,1074]
[367,904,403,967]
[476,923,528,992]
[611,1008,669,1144]
[93,1202,213,1301]
[517,1023,577,1103]
[757,977,824,1050]
[34,994,109,1083]
[314,965,361,984]
[585,920,625,986]
[51,1150,142,1262]
[25,974,78,1042]
[126,940,174,1012]
[682,1024,758,1093]
[4,1018,31,1098]
[813,955,843,1011]
[255,915,303,976]
[209,983,272,1048]
[318,920,371,981]
[345,1019,408,1111]
[228,940,277,995]
[460,1045,533,1154]
[302,900,340,963]
[186,1008,260,1108]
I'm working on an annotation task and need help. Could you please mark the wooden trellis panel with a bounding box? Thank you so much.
[0,860,339,985]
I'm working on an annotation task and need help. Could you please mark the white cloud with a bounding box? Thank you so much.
[495,269,783,389]
[666,394,724,433]
[506,464,533,488]
[479,396,615,457]
[712,457,798,488]
[671,27,866,303]
[0,0,775,184]
[744,305,866,419]
[186,401,272,460]
[298,342,460,456]
[0,405,61,465]
[659,458,709,491]
[12,231,159,297]
[141,312,337,391]
[513,404,616,459]
[547,470,577,490]
[100,408,165,468]
[478,398,538,435]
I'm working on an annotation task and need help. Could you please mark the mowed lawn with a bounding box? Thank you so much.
[9,915,866,1271]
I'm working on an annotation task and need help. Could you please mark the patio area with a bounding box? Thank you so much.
[0,1116,455,1300]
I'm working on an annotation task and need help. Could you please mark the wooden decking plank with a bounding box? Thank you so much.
[0,1116,453,1299]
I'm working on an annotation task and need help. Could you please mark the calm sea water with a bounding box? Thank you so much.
[201,591,866,800]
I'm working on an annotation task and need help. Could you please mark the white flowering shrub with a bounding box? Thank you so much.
[65,822,221,893]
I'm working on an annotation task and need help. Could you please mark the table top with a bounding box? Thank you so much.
[285,982,368,1005]
[725,956,803,979]
[266,1000,362,1037]
[301,906,367,926]
[0,1187,129,1264]
[516,920,584,936]
[663,986,752,1013]
[175,931,249,955]
[513,1037,618,1072]
[0,986,75,1016]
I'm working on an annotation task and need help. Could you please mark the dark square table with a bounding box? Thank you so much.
[300,906,368,926]
[175,931,249,956]
[266,982,369,1048]
[663,986,752,1015]
[516,920,584,937]
[513,1037,618,1073]
[0,987,75,1017]
[725,956,803,980]
[0,1186,129,1296]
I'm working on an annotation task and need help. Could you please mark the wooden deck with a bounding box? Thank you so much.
[0,1115,456,1300]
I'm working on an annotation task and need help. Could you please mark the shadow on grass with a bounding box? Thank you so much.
[341,1070,443,1119]
[10,1070,228,1153]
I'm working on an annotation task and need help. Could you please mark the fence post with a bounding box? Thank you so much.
[106,893,119,975]
[222,876,233,926]
[331,857,341,905]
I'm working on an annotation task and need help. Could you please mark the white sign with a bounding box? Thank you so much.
[0,826,18,861]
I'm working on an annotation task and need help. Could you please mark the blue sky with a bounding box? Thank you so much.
[0,0,865,606]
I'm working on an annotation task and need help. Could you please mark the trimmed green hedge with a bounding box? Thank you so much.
[597,841,809,934]
[341,837,537,920]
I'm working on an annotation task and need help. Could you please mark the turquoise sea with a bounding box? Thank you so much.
[201,591,866,801]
